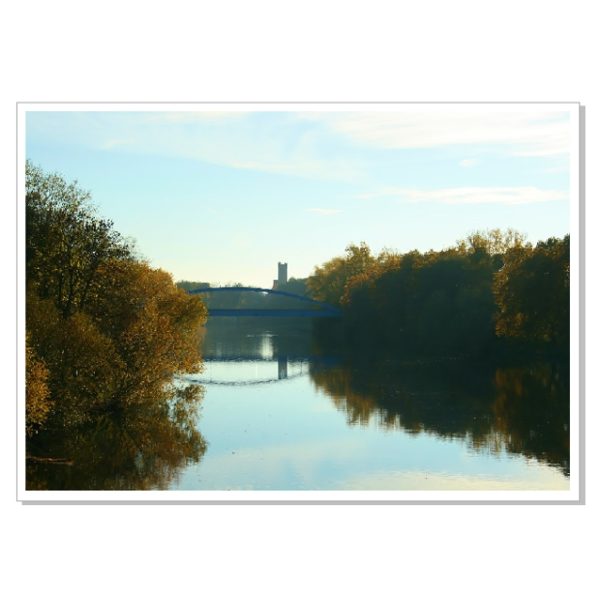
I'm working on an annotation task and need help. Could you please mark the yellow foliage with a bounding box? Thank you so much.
[25,339,52,436]
[26,254,208,430]
[27,289,125,426]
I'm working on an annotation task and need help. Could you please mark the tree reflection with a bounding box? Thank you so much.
[310,358,569,475]
[26,384,206,490]
[492,365,569,474]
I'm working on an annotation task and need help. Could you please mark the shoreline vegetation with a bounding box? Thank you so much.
[25,163,208,489]
[180,232,570,361]
[308,236,569,364]
[25,164,570,489]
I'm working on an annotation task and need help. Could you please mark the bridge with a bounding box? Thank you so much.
[178,355,308,386]
[188,286,342,318]
[181,371,308,387]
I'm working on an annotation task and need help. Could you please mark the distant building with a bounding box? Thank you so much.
[278,262,288,284]
[273,261,288,289]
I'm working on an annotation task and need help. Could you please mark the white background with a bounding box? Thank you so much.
[1,1,597,598]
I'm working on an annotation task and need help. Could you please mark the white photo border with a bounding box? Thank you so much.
[17,101,583,504]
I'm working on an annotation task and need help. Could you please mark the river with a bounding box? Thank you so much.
[170,319,569,491]
[26,319,569,491]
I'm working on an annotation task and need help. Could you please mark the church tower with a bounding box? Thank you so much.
[278,262,288,285]
[273,261,288,289]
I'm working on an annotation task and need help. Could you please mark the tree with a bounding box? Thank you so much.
[494,235,569,346]
[307,242,375,305]
[458,228,528,257]
[90,259,207,406]
[25,336,52,436]
[312,230,546,356]
[26,161,132,317]
[27,289,125,426]
[26,164,208,433]
[176,281,212,292]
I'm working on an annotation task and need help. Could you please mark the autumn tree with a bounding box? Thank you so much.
[494,235,569,346]
[311,230,568,357]
[25,164,207,437]
[307,242,375,305]
[26,161,132,317]
[25,336,52,436]
[457,228,529,258]
[89,259,207,407]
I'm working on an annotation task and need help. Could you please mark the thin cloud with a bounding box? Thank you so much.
[459,158,479,168]
[358,186,568,205]
[307,208,342,215]
[299,111,570,156]
[65,112,364,183]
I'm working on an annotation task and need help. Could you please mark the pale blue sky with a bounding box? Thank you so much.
[26,108,571,287]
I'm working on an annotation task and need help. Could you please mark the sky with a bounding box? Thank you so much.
[25,106,573,288]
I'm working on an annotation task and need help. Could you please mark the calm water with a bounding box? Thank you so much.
[170,320,569,491]
[27,320,569,490]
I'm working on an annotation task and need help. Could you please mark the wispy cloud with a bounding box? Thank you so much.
[299,111,571,156]
[50,112,365,183]
[28,109,571,190]
[459,158,479,168]
[357,186,568,205]
[307,207,341,215]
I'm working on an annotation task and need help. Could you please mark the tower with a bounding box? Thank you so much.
[278,262,288,285]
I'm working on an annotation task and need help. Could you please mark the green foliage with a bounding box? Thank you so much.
[25,163,208,442]
[310,230,569,356]
[494,235,569,345]
[307,242,375,305]
[458,228,529,257]
[26,162,133,318]
[275,277,308,296]
[176,280,212,292]
[340,246,497,354]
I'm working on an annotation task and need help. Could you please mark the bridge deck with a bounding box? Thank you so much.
[189,286,342,318]
[208,308,340,317]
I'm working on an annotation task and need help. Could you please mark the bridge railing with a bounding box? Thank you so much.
[188,286,342,317]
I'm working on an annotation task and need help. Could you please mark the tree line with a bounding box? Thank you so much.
[306,231,569,357]
[25,163,208,473]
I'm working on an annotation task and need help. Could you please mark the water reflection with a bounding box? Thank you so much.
[27,384,206,490]
[171,321,569,490]
[201,319,314,361]
[201,320,569,479]
[28,318,570,491]
[278,356,288,379]
[186,359,308,386]
[310,359,569,475]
